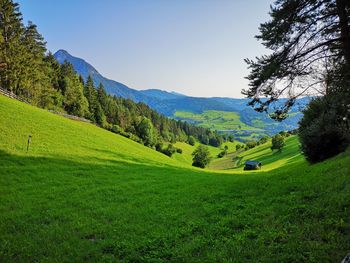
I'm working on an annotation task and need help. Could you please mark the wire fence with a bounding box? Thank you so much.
[0,87,91,123]
[0,87,29,104]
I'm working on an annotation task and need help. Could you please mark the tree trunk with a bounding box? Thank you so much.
[336,0,350,66]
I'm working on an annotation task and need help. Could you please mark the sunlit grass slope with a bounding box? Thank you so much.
[1,95,350,262]
[209,136,303,171]
[174,110,260,131]
[173,141,237,166]
[0,95,183,169]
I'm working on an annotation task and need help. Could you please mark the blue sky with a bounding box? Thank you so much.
[18,0,272,98]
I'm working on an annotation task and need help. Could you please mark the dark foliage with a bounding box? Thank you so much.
[162,144,176,157]
[187,136,196,146]
[176,148,183,154]
[192,145,211,168]
[246,141,257,149]
[299,95,350,162]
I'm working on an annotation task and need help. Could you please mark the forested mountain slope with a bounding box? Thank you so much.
[54,50,310,139]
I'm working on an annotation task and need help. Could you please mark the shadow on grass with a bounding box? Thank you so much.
[0,149,224,187]
[1,149,349,262]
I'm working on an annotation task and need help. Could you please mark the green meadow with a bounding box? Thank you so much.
[209,136,302,171]
[1,95,350,262]
[174,110,260,131]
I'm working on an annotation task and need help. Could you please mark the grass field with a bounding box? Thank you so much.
[1,95,350,262]
[173,141,238,166]
[209,136,303,171]
[174,110,260,131]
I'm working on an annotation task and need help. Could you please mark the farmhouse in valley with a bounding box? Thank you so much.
[244,160,262,170]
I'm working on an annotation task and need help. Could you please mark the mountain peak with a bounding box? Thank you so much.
[54,49,71,58]
[53,49,101,77]
[55,49,69,54]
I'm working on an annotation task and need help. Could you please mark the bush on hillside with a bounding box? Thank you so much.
[279,131,289,137]
[110,124,122,134]
[227,135,234,142]
[209,136,222,147]
[236,144,243,151]
[187,136,196,146]
[217,151,226,158]
[155,142,163,152]
[192,145,211,168]
[162,144,176,157]
[299,96,350,163]
[218,145,229,158]
[271,134,285,152]
[258,136,269,144]
[246,141,257,149]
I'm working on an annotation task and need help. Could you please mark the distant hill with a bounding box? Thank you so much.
[139,89,185,100]
[53,49,311,140]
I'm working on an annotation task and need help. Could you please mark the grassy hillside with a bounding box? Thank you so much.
[173,110,272,141]
[173,109,303,142]
[1,95,350,262]
[173,141,237,166]
[209,136,303,171]
[174,110,259,131]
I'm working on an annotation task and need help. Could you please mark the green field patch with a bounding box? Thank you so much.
[174,110,261,131]
[209,136,303,171]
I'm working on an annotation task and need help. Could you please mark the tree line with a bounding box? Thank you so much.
[0,0,225,150]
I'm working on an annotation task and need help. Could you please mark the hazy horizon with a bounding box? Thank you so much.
[18,0,271,98]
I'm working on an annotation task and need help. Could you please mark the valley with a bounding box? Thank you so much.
[1,0,350,262]
[1,95,349,262]
[54,50,308,141]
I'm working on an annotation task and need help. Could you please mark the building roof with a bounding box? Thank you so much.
[245,160,261,166]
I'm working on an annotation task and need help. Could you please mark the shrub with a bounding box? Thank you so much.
[162,144,176,157]
[187,136,196,146]
[155,142,163,152]
[227,135,234,142]
[209,136,222,147]
[176,148,183,154]
[246,141,257,149]
[110,124,122,134]
[271,134,285,152]
[192,145,211,168]
[217,151,226,158]
[258,136,269,144]
[279,131,289,137]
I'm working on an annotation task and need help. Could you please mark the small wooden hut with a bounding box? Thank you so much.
[244,160,262,170]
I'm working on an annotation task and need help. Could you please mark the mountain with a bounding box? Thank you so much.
[53,49,310,140]
[54,50,155,103]
[139,89,185,100]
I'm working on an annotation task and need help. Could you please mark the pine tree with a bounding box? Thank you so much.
[44,52,61,91]
[0,0,26,92]
[243,0,350,120]
[21,21,49,102]
[97,83,108,112]
[63,74,88,117]
[83,75,98,121]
